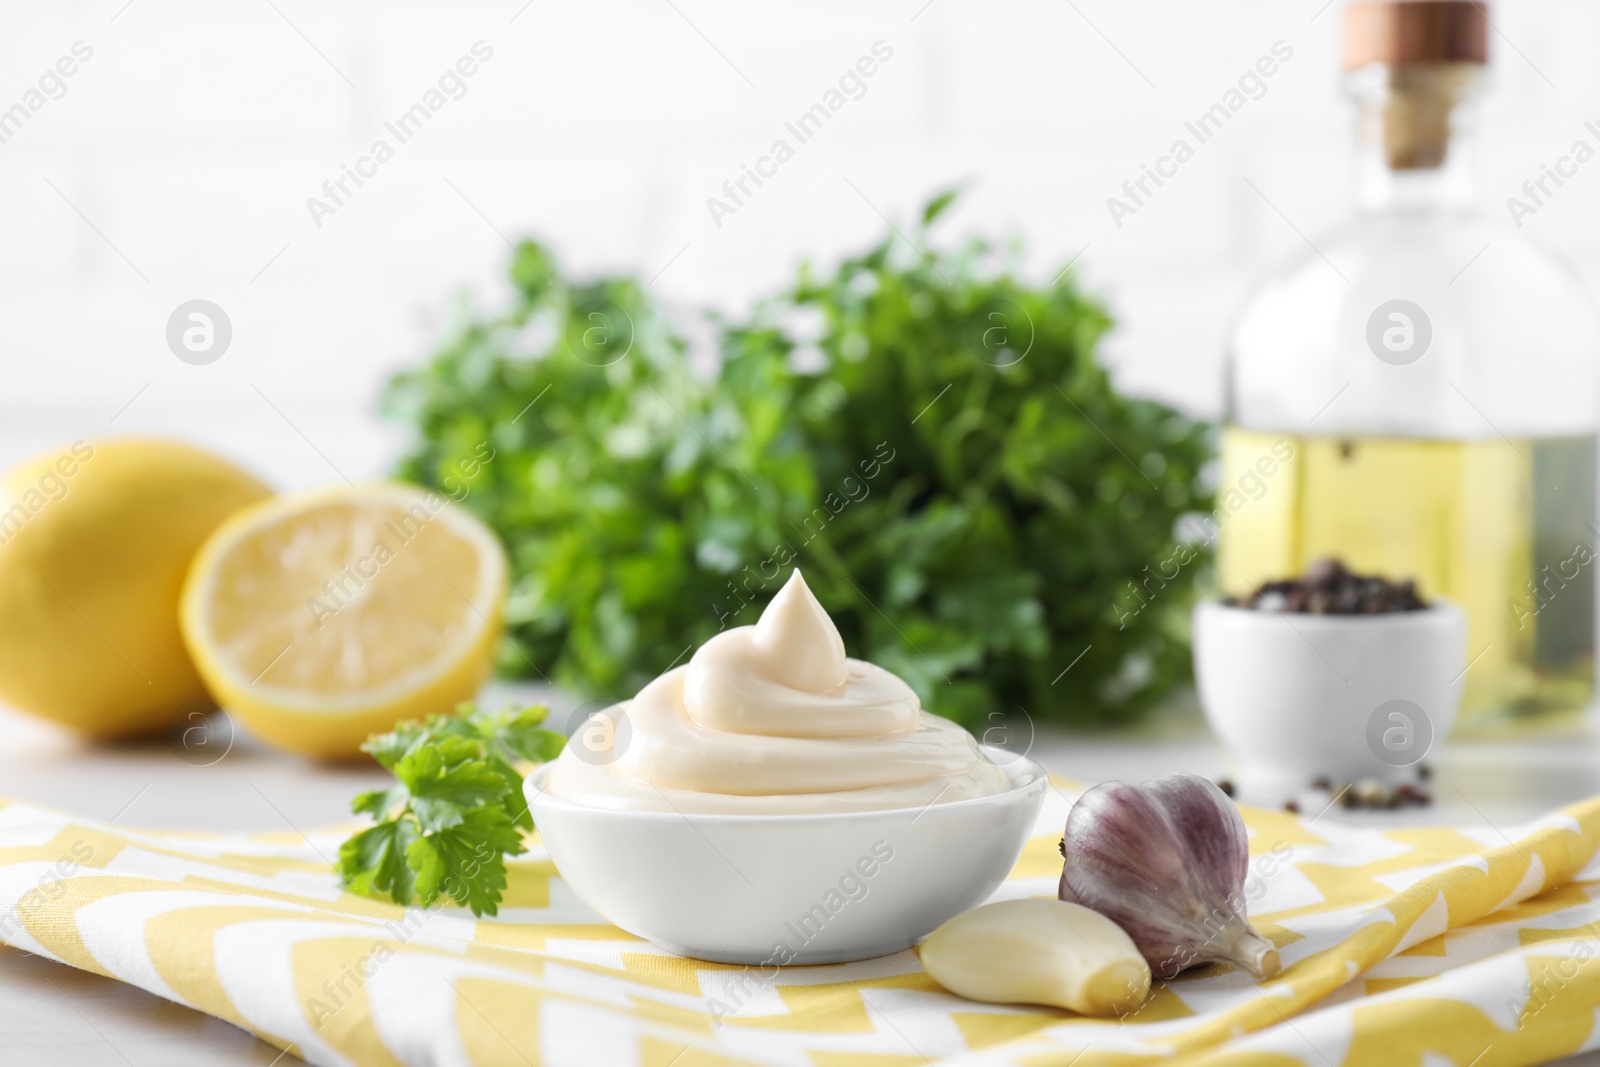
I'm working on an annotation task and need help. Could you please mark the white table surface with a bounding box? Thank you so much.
[4,684,1600,1067]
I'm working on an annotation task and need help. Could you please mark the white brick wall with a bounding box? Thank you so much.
[1,0,1595,489]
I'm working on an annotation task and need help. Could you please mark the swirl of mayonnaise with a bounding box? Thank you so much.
[544,569,1010,814]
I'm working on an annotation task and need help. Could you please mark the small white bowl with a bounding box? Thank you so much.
[525,746,1047,965]
[1193,600,1466,800]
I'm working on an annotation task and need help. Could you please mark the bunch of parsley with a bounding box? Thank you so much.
[383,194,1212,729]
[336,704,564,916]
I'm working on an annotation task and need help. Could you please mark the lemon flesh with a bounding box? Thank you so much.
[0,438,272,738]
[181,484,507,758]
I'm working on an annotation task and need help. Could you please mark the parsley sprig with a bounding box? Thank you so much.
[336,703,566,916]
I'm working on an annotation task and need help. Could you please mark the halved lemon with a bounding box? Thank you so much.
[180,483,508,758]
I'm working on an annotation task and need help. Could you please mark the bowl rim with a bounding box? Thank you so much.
[1195,597,1464,626]
[524,743,1048,825]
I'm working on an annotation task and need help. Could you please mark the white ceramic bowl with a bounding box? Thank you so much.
[1193,600,1466,800]
[525,746,1047,965]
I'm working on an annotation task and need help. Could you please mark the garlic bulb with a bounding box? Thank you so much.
[1059,772,1281,981]
[920,899,1151,1015]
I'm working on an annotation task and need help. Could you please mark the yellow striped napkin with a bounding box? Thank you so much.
[3,784,1599,1066]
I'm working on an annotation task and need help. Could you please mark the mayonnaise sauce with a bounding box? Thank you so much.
[544,570,1011,814]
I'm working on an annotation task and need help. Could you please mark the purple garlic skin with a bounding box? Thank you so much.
[1060,772,1280,981]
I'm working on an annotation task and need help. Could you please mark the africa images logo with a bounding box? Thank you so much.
[1365,299,1432,366]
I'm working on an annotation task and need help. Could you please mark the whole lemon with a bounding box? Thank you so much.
[0,438,272,738]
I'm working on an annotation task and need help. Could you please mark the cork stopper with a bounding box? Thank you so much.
[1344,3,1487,170]
[1342,1,1488,71]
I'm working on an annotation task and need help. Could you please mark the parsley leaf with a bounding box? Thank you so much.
[337,818,419,906]
[407,806,524,915]
[336,702,565,916]
[397,736,510,831]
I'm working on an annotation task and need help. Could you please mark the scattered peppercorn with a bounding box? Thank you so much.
[1212,774,1432,814]
[1322,775,1431,810]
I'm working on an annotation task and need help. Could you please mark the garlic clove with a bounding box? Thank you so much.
[919,898,1151,1016]
[1060,772,1281,981]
